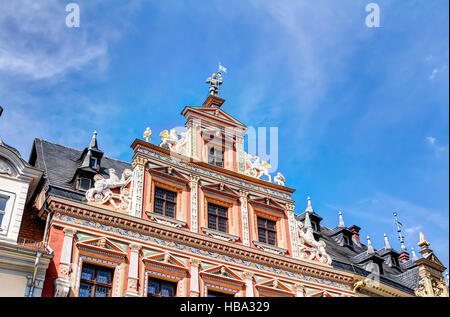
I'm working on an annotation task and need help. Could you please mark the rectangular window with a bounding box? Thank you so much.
[154,187,177,218]
[78,264,114,297]
[208,203,228,233]
[147,278,177,297]
[257,217,276,245]
[90,157,98,169]
[78,177,92,191]
[0,196,7,227]
[208,146,223,168]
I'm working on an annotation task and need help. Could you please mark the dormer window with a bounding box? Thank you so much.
[343,234,352,247]
[391,256,399,267]
[78,177,92,191]
[208,146,223,168]
[90,157,98,169]
[311,221,318,232]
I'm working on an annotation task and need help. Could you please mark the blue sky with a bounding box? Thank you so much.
[0,0,448,269]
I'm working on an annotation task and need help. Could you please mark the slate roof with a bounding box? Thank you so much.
[30,138,131,202]
[294,214,419,295]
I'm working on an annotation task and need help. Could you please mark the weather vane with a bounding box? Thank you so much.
[393,211,407,252]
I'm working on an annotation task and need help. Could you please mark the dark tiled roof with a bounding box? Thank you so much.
[315,224,418,294]
[31,138,131,201]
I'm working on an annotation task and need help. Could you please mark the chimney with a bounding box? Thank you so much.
[399,251,410,262]
[349,225,361,243]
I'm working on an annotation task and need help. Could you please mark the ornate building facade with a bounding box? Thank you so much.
[1,74,448,297]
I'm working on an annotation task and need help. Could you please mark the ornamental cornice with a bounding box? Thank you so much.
[47,196,354,288]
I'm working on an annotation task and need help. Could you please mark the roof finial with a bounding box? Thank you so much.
[143,127,152,143]
[384,233,392,250]
[338,210,345,228]
[305,196,314,213]
[366,235,375,254]
[411,247,419,261]
[393,212,407,252]
[89,130,98,150]
[304,210,312,230]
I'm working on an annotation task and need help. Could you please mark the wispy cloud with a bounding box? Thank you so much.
[426,136,447,155]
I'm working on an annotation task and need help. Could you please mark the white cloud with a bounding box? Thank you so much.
[426,136,436,145]
[429,68,439,80]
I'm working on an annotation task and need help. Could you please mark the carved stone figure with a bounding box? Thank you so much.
[244,153,272,182]
[273,172,285,186]
[297,220,332,265]
[143,127,152,143]
[206,73,223,96]
[159,128,188,155]
[86,168,133,210]
[0,160,12,175]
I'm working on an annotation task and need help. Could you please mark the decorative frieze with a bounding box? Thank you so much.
[51,212,353,291]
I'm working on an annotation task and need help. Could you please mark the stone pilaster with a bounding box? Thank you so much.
[54,227,76,297]
[239,190,250,246]
[125,243,142,297]
[295,283,305,297]
[190,175,200,233]
[243,271,255,297]
[190,258,201,297]
[130,159,145,218]
[287,204,299,259]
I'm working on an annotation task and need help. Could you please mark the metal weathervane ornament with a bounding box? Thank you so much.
[206,63,227,96]
[393,212,407,252]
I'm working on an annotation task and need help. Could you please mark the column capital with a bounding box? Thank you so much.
[63,227,77,237]
[286,203,295,212]
[243,271,254,280]
[190,175,200,183]
[239,190,249,198]
[129,243,142,252]
[190,258,201,268]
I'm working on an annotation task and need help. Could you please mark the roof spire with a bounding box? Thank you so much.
[338,210,345,228]
[411,247,419,261]
[393,212,407,252]
[384,233,392,250]
[89,130,98,150]
[366,235,375,254]
[305,196,314,213]
[304,209,312,230]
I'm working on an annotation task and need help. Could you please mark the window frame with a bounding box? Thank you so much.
[147,277,177,297]
[78,176,92,191]
[90,157,98,169]
[153,186,177,218]
[207,145,224,168]
[257,217,277,246]
[207,202,228,233]
[78,263,115,297]
[0,190,15,233]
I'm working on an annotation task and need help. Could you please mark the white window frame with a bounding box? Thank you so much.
[0,190,16,234]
